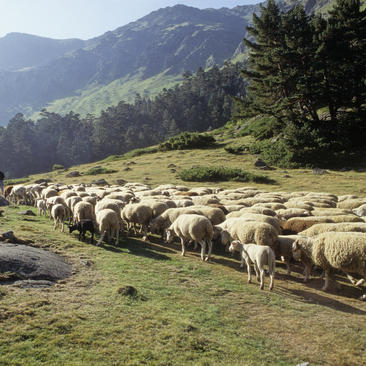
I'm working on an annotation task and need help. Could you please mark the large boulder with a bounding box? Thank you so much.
[0,243,72,283]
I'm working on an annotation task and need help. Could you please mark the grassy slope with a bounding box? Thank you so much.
[1,205,366,366]
[33,70,182,118]
[2,133,366,365]
[21,134,366,196]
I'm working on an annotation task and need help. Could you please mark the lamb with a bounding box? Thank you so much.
[229,240,275,290]
[96,209,120,245]
[69,220,95,244]
[165,214,213,261]
[219,221,278,251]
[51,204,66,232]
[292,232,366,300]
[73,201,95,223]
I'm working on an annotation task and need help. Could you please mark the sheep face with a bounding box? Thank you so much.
[292,240,302,261]
[229,240,241,253]
[165,228,175,243]
[221,230,231,246]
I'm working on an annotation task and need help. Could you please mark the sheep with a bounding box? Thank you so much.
[299,222,366,236]
[276,208,310,220]
[281,216,335,233]
[95,199,122,216]
[96,209,120,245]
[353,204,366,217]
[69,220,95,244]
[337,198,366,210]
[292,232,366,300]
[229,240,275,290]
[227,207,276,218]
[51,204,66,232]
[219,221,278,251]
[36,199,47,216]
[73,201,95,223]
[8,185,27,205]
[165,214,213,261]
[276,235,302,275]
[121,203,153,240]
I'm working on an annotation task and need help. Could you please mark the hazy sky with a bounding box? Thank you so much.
[0,0,261,40]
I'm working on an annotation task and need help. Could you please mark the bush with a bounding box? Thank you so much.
[123,147,158,158]
[52,164,65,171]
[82,167,118,175]
[159,132,216,151]
[224,144,248,155]
[178,166,275,184]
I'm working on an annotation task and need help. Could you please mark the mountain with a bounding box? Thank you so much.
[0,33,85,71]
[0,4,261,125]
[0,0,339,125]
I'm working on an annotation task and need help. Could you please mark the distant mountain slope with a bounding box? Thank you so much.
[0,33,85,71]
[0,0,342,125]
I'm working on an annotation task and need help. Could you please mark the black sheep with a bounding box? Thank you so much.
[69,220,95,244]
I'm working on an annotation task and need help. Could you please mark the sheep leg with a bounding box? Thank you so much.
[115,228,119,246]
[346,274,358,286]
[200,240,206,261]
[181,238,186,256]
[53,220,58,231]
[303,263,311,282]
[355,278,365,287]
[61,221,64,233]
[206,239,212,262]
[269,273,274,291]
[252,261,260,282]
[246,260,252,283]
[285,260,291,275]
[322,270,330,291]
[259,269,265,290]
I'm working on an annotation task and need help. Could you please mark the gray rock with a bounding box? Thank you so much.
[17,210,36,216]
[0,243,72,283]
[254,158,267,167]
[66,171,81,178]
[91,179,108,186]
[123,167,132,171]
[0,197,9,206]
[116,179,127,185]
[312,168,328,175]
[168,163,176,168]
[34,178,52,184]
[2,231,15,241]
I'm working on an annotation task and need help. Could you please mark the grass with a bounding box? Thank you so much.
[1,205,366,365]
[20,133,366,196]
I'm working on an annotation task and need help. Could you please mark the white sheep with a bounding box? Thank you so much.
[121,203,153,240]
[36,198,47,216]
[73,201,95,223]
[96,209,120,245]
[51,204,66,232]
[229,240,275,290]
[292,232,366,300]
[219,221,278,251]
[166,214,213,261]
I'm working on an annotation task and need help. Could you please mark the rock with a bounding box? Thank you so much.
[66,171,81,178]
[254,158,268,167]
[144,177,151,181]
[0,243,72,283]
[312,168,328,175]
[1,231,15,241]
[34,178,52,184]
[91,179,108,186]
[126,161,136,166]
[283,175,291,178]
[17,210,36,216]
[170,169,176,173]
[117,285,138,297]
[168,163,176,168]
[116,179,127,185]
[0,197,9,206]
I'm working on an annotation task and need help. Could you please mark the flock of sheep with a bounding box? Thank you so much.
[5,181,366,300]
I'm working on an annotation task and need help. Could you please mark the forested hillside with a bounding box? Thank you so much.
[0,63,245,178]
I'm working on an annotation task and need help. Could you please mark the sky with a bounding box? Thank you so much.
[0,0,261,40]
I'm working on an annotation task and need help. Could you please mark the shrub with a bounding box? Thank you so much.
[159,132,216,151]
[178,166,275,184]
[52,164,65,171]
[82,167,118,175]
[224,144,248,155]
[123,147,158,158]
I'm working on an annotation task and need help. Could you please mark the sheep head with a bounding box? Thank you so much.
[165,228,175,243]
[229,240,241,253]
